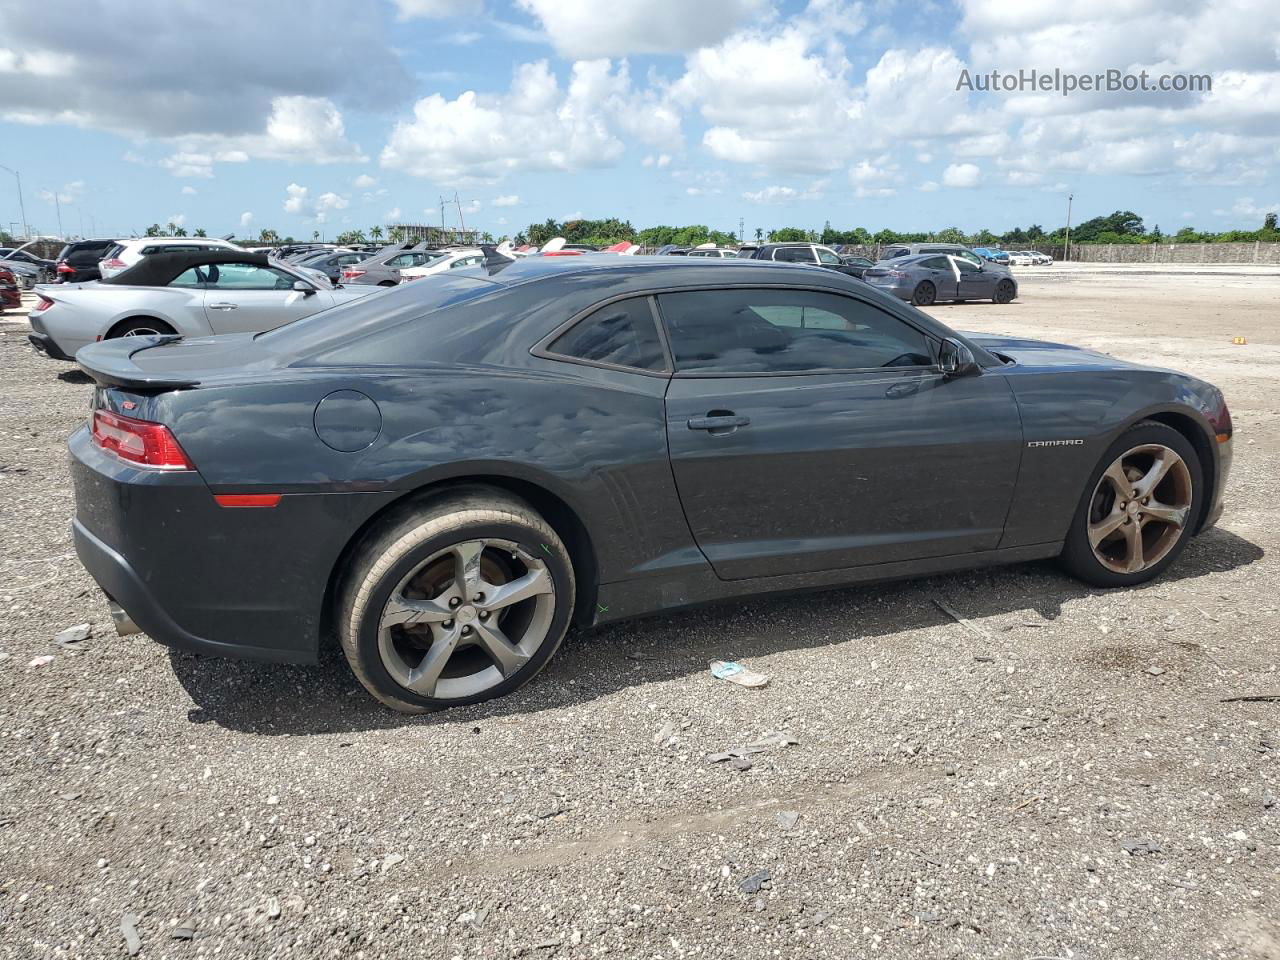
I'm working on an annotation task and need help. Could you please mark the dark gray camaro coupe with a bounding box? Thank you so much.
[70,256,1233,712]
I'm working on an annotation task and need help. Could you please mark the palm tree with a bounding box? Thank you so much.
[312,230,320,242]
[370,225,383,243]
[193,228,207,237]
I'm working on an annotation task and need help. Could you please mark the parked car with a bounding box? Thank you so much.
[838,255,876,279]
[1028,250,1054,265]
[398,249,490,281]
[342,246,444,286]
[1007,251,1037,266]
[67,255,1231,712]
[99,236,241,280]
[28,250,380,361]
[862,253,1018,305]
[0,266,20,312]
[686,248,739,258]
[0,244,57,282]
[54,238,122,284]
[741,242,869,278]
[1,257,41,289]
[972,247,1011,265]
[291,248,370,284]
[653,245,690,256]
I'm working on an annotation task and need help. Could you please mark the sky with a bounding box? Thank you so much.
[0,0,1277,241]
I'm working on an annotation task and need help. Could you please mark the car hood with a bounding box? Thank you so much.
[962,332,1143,371]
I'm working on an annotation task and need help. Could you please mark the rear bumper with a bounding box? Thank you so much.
[865,281,914,301]
[73,518,312,663]
[28,332,76,361]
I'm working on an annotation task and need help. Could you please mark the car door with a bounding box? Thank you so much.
[918,256,958,298]
[659,286,1022,580]
[200,261,320,334]
[954,256,996,299]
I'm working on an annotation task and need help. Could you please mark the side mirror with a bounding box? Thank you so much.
[939,337,980,378]
[292,279,316,296]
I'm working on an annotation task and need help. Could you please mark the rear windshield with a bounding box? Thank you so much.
[256,272,499,355]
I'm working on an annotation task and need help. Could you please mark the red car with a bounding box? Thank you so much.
[0,267,22,313]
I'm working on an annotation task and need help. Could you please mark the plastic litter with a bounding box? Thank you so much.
[709,660,770,688]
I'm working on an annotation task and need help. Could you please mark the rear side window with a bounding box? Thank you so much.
[546,298,667,372]
[657,289,933,374]
[920,257,951,269]
[772,247,813,263]
[884,247,909,258]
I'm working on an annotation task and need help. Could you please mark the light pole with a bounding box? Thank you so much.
[0,163,30,238]
[1063,192,1073,263]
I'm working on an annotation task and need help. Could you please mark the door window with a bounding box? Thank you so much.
[658,289,932,374]
[546,298,667,372]
[202,262,297,290]
[816,248,842,265]
[954,258,979,274]
[386,253,417,267]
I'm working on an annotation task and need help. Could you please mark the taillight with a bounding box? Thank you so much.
[56,262,76,275]
[103,258,126,269]
[35,296,54,311]
[342,269,366,280]
[542,251,582,257]
[91,410,195,470]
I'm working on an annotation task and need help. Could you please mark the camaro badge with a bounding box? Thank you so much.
[1027,439,1084,447]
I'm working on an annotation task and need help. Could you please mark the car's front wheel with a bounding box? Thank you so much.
[339,490,576,713]
[1060,421,1202,588]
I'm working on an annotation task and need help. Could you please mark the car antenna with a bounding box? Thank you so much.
[479,244,514,274]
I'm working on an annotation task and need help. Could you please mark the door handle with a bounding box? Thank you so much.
[208,302,238,310]
[688,412,750,435]
[885,380,919,399]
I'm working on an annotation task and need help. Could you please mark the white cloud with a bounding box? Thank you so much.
[181,185,197,195]
[283,183,350,222]
[942,163,982,187]
[492,194,522,206]
[1231,196,1279,220]
[381,59,678,183]
[848,157,900,197]
[167,213,187,227]
[385,206,402,221]
[919,181,940,192]
[0,3,407,142]
[743,185,798,203]
[353,173,378,188]
[239,211,253,227]
[392,0,482,18]
[514,0,766,58]
[561,210,585,221]
[642,153,673,168]
[38,180,85,205]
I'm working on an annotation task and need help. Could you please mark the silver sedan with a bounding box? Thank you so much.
[28,252,380,361]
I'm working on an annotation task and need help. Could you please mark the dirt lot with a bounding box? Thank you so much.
[1,264,1277,959]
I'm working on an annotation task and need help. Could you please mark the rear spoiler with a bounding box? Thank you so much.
[76,336,200,389]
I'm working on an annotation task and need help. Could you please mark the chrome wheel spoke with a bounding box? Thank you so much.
[1133,450,1177,499]
[453,540,487,596]
[481,566,552,611]
[405,628,460,696]
[472,620,529,677]
[1141,499,1189,527]
[1088,508,1126,548]
[380,594,454,629]
[1120,518,1145,573]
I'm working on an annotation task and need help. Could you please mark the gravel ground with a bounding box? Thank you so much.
[1,266,1277,959]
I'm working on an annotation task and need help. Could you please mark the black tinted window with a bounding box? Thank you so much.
[920,257,951,269]
[772,246,813,263]
[548,298,666,372]
[658,289,932,374]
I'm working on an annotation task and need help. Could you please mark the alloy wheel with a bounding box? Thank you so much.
[1087,443,1193,574]
[122,326,162,337]
[377,538,556,699]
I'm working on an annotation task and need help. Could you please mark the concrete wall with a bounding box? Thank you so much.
[833,241,1280,265]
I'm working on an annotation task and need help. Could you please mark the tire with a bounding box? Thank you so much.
[993,279,1016,304]
[1060,421,1203,588]
[338,490,576,713]
[912,281,936,306]
[107,317,177,339]
[378,280,398,287]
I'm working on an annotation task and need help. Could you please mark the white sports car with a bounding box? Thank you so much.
[28,251,380,361]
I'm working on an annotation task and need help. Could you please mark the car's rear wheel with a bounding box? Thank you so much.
[993,279,1016,304]
[912,281,936,306]
[1060,421,1202,587]
[339,490,576,713]
[108,317,177,339]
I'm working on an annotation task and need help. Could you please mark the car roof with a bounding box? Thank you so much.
[100,250,274,286]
